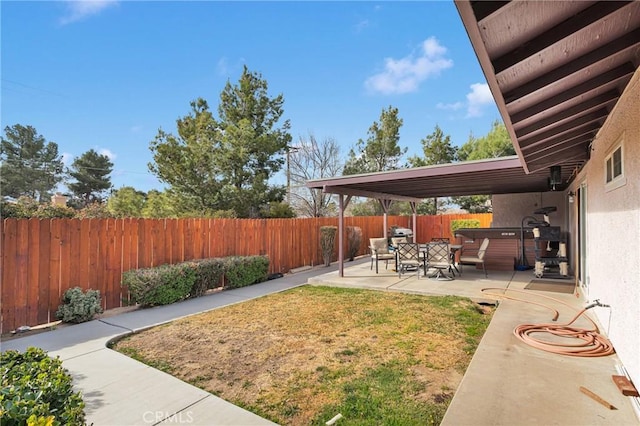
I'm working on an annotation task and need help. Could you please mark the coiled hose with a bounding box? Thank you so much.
[481,288,615,357]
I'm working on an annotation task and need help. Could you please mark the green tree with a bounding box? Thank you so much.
[0,124,64,202]
[260,201,296,218]
[408,125,457,214]
[149,99,223,214]
[216,66,291,217]
[457,120,514,161]
[452,121,514,212]
[107,186,146,217]
[343,106,406,175]
[142,189,176,218]
[68,149,114,206]
[149,66,291,218]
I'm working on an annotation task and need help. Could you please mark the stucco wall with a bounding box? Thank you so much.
[570,67,640,386]
[492,192,566,230]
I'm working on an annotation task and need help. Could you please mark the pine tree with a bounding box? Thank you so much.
[0,124,64,202]
[68,149,113,206]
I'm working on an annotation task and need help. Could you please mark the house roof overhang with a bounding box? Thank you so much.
[455,0,640,176]
[307,156,559,201]
[307,1,639,202]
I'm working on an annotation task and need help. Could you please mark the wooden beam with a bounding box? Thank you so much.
[510,64,634,124]
[493,1,633,74]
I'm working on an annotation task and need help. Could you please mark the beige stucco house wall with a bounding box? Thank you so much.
[492,191,567,230]
[490,68,639,388]
[568,67,640,387]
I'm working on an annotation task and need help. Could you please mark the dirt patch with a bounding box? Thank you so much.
[114,286,493,425]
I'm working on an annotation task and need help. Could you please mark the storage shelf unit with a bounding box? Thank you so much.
[533,226,569,278]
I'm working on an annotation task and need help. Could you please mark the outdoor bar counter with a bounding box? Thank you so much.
[454,227,537,271]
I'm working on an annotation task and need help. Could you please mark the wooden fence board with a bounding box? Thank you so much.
[59,220,71,306]
[48,220,62,330]
[15,220,29,328]
[88,219,101,290]
[67,219,81,289]
[104,219,117,308]
[78,220,90,289]
[37,220,51,324]
[26,219,40,327]
[2,220,18,332]
[113,219,124,307]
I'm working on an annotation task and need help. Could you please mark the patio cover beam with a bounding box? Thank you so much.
[321,186,423,203]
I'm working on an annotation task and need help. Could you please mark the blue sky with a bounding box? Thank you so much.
[1,1,501,193]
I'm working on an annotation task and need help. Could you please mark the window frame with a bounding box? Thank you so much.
[604,139,625,192]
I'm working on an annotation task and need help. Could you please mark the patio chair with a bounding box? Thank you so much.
[396,242,422,279]
[390,236,408,249]
[425,241,454,280]
[369,238,396,273]
[459,238,490,278]
[430,237,450,243]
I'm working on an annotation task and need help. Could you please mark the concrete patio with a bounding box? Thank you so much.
[309,260,640,425]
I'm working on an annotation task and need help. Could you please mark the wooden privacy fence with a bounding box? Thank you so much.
[0,213,491,333]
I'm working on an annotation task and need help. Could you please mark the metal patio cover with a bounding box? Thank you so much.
[307,1,640,201]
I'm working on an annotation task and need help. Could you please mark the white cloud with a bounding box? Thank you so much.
[355,19,369,33]
[365,37,453,95]
[99,148,117,160]
[130,125,143,133]
[59,0,118,25]
[217,57,229,76]
[436,101,464,111]
[466,83,494,117]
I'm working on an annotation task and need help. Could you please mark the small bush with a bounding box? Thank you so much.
[56,287,103,323]
[346,226,362,261]
[188,258,226,297]
[0,347,86,426]
[319,226,337,266]
[224,256,269,289]
[122,263,196,307]
[450,219,481,235]
[75,202,114,219]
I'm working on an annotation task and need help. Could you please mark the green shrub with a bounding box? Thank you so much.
[450,219,481,235]
[122,263,196,307]
[224,256,269,289]
[34,204,76,219]
[319,226,337,266]
[56,287,103,323]
[188,258,226,297]
[346,226,362,261]
[74,202,114,219]
[0,201,20,218]
[0,347,86,426]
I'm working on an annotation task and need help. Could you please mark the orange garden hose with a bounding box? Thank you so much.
[481,288,615,357]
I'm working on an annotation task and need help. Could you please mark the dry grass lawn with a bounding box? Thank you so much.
[113,285,493,425]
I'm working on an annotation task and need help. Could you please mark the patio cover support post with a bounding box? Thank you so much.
[337,195,352,278]
[410,201,417,241]
[379,199,393,238]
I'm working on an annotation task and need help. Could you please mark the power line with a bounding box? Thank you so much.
[0,159,154,176]
[1,78,69,98]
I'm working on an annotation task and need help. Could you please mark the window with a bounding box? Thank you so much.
[604,142,625,191]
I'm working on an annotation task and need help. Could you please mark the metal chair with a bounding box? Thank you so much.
[425,241,454,280]
[369,238,395,273]
[396,242,422,279]
[459,238,490,278]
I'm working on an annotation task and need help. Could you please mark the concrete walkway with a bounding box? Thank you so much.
[309,262,640,425]
[1,261,363,426]
[3,258,639,425]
